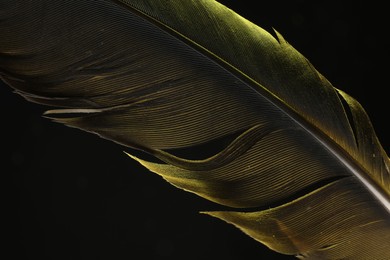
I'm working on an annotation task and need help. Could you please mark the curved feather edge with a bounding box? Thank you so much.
[202,178,390,259]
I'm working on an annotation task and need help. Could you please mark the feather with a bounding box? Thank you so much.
[1,0,389,259]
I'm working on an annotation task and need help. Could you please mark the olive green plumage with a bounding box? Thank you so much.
[1,1,389,259]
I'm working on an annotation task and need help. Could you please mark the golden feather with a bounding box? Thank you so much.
[1,1,389,259]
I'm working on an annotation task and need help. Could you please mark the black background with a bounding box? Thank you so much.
[2,1,388,259]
